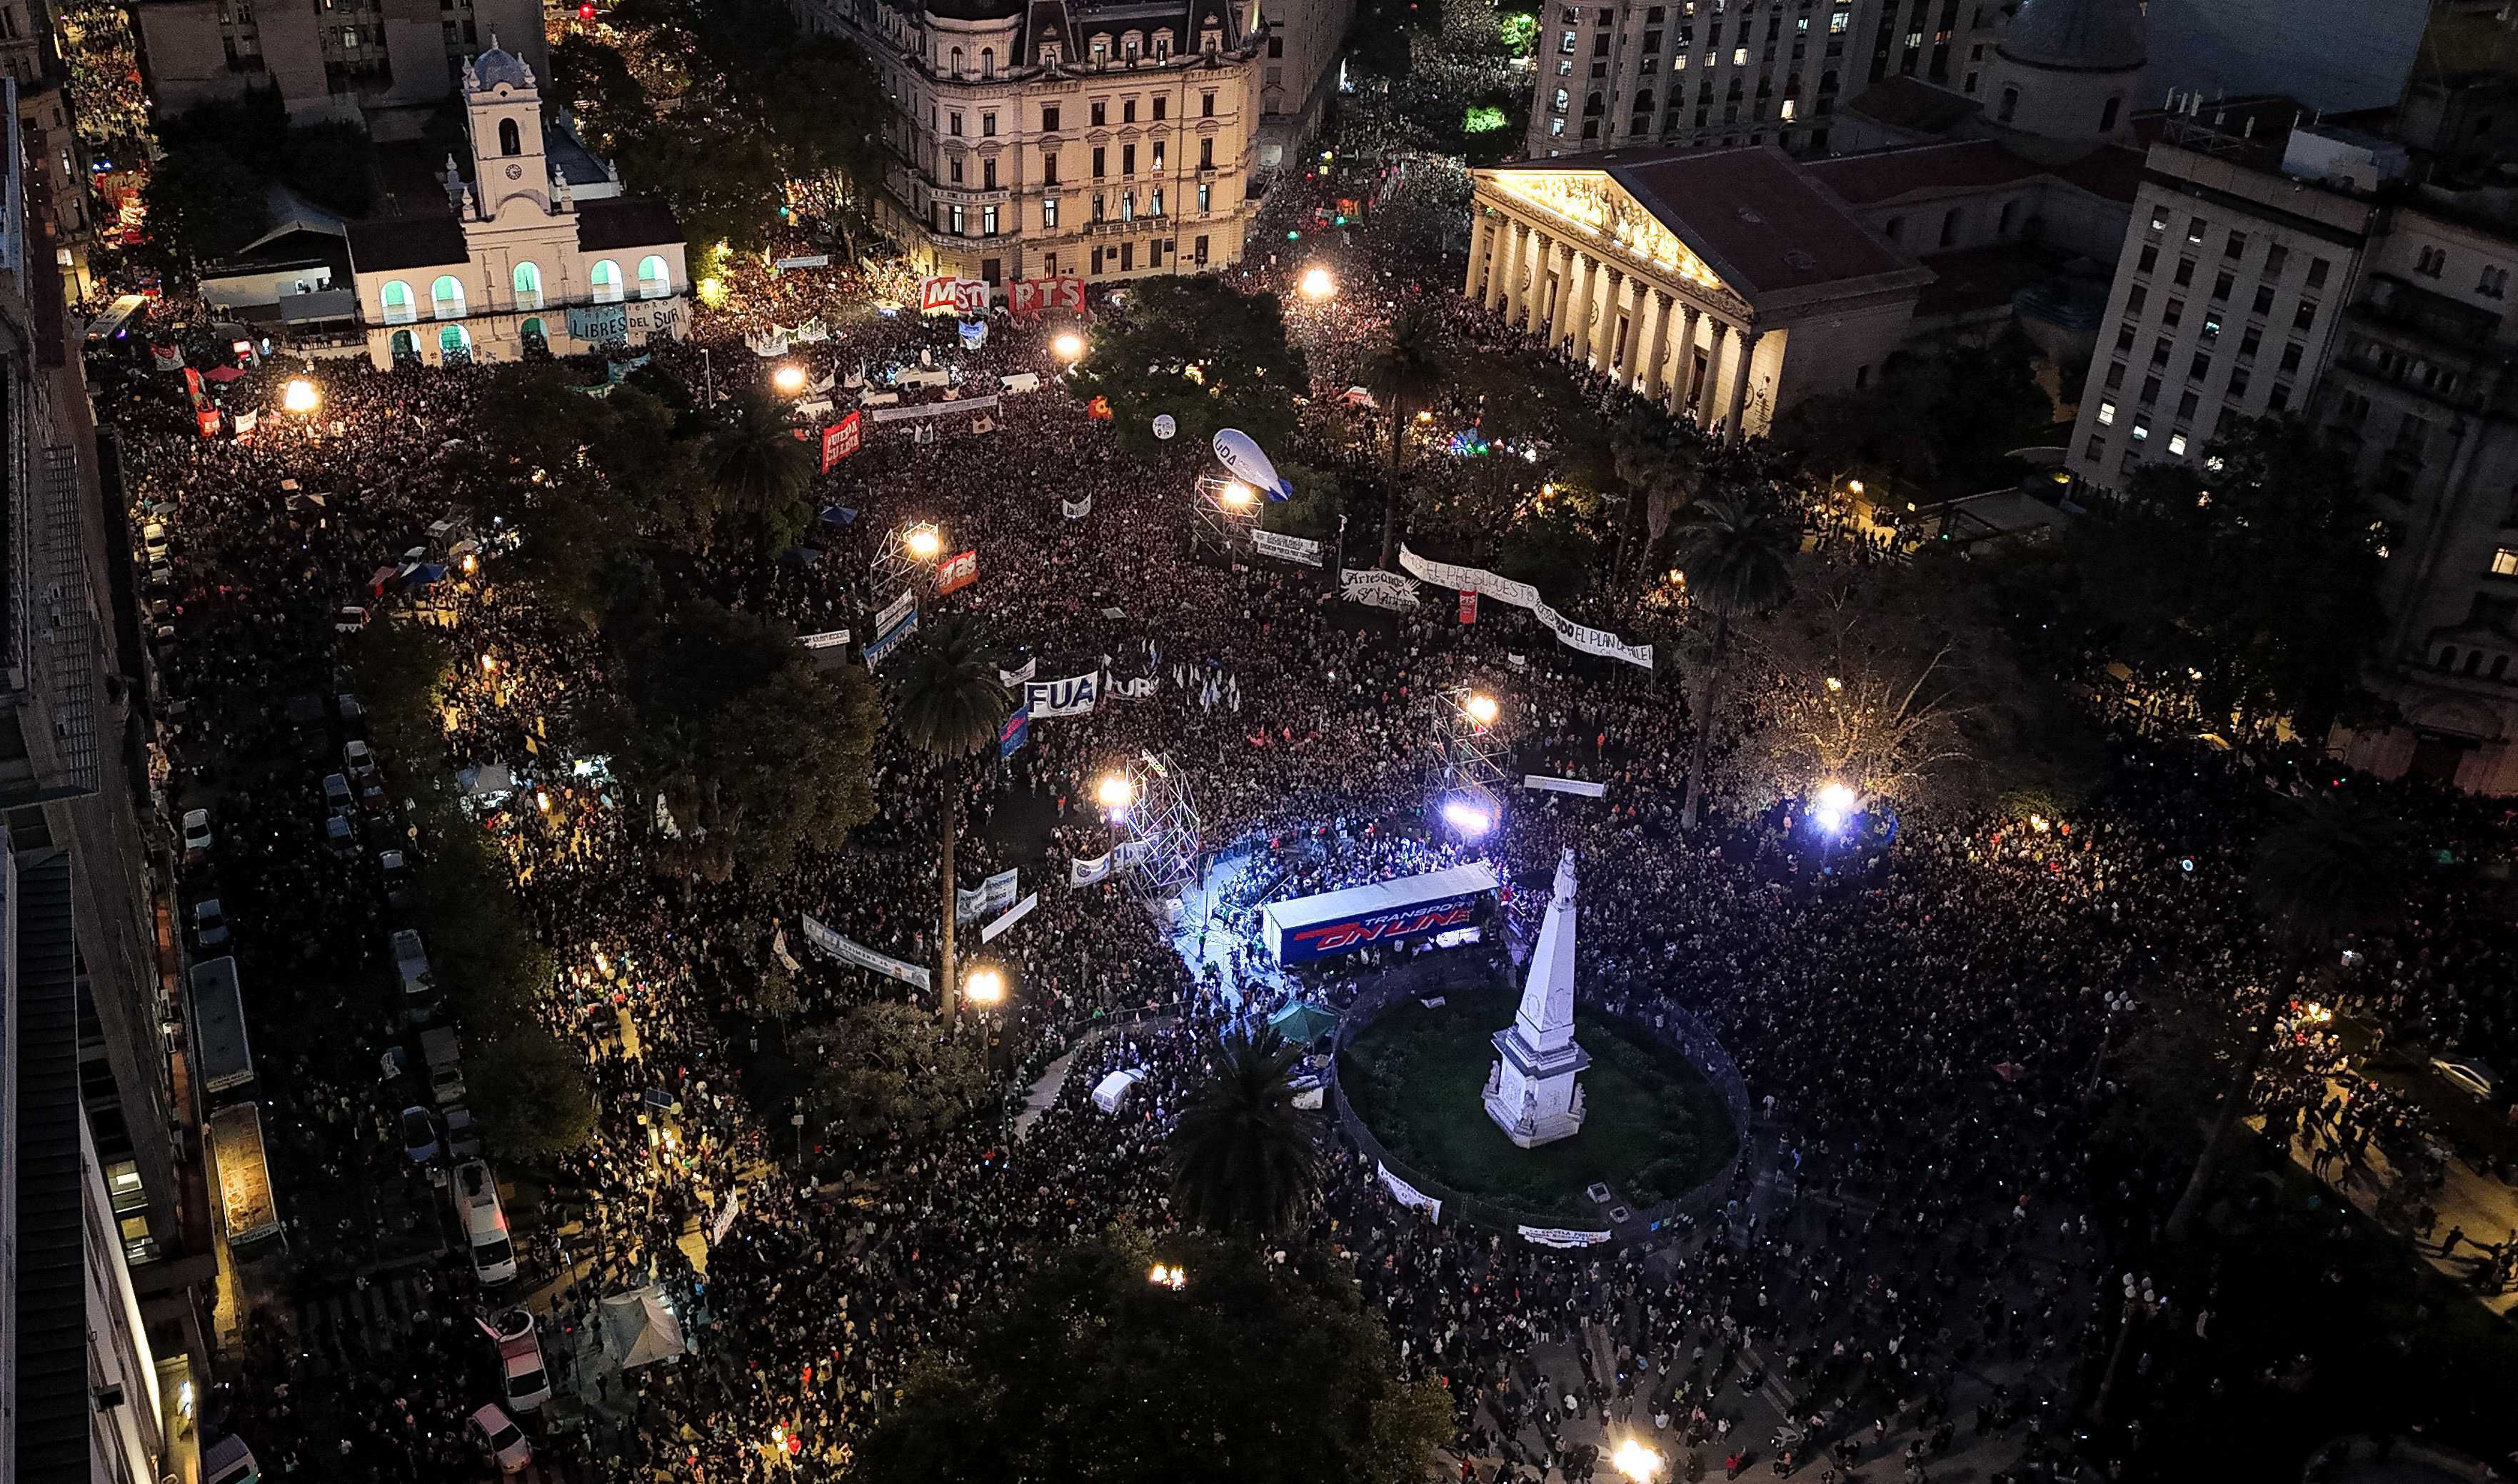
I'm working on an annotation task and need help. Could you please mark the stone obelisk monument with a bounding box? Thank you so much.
[1483,848,1591,1148]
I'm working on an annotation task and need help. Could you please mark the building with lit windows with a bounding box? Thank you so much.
[2061,104,2518,793]
[789,0,1266,284]
[341,46,688,367]
[128,0,544,139]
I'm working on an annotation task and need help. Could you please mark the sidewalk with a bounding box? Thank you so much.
[2259,1103,2518,1318]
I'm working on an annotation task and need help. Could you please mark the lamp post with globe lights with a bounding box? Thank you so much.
[1610,1438,1662,1483]
[1052,331,1085,363]
[1299,266,1336,300]
[771,363,807,396]
[871,519,948,596]
[281,378,321,416]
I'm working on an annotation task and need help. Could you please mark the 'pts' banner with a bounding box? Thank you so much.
[1008,277,1086,316]
[1280,893,1483,964]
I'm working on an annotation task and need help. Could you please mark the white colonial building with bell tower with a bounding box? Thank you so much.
[343,42,693,369]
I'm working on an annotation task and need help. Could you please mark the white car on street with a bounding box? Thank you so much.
[469,1403,532,1474]
[2430,1056,2499,1101]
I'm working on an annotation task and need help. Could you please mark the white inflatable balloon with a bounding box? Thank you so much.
[1213,427,1294,501]
[1153,413,1178,441]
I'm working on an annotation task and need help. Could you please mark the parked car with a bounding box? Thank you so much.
[400,1105,439,1163]
[141,521,170,563]
[181,808,214,864]
[337,691,366,731]
[494,1309,553,1413]
[456,1159,517,1284]
[354,772,390,815]
[191,896,229,950]
[322,771,354,816]
[324,814,357,858]
[469,1404,532,1474]
[442,1103,481,1159]
[378,849,414,913]
[343,738,378,782]
[2430,1055,2500,1101]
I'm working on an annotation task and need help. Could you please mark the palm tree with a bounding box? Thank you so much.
[2162,797,2411,1240]
[1358,296,1450,566]
[1610,407,1701,581]
[700,391,814,542]
[1667,493,1797,829]
[889,615,1010,1023]
[1168,1029,1321,1238]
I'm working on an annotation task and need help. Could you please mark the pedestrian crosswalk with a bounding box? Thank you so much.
[284,1271,439,1367]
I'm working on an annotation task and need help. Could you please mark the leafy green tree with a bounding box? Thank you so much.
[470,1024,596,1164]
[2065,415,2388,739]
[346,621,455,770]
[888,616,1009,1023]
[1610,405,1701,576]
[136,144,270,280]
[698,391,816,551]
[603,601,881,881]
[1169,1030,1321,1238]
[801,1000,989,1140]
[1668,494,1797,829]
[2164,798,2414,1240]
[549,34,649,148]
[616,114,786,252]
[854,1228,1453,1484]
[418,824,557,1031]
[1067,277,1308,458]
[1358,295,1450,563]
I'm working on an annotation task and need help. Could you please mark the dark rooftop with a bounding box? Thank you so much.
[344,213,468,274]
[1843,75,1981,135]
[576,196,683,254]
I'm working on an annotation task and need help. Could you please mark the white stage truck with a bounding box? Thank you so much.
[1261,863,1500,966]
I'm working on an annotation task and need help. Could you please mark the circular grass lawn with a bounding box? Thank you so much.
[1338,985,1738,1223]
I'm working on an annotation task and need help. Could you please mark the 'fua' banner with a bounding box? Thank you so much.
[1023,671,1100,718]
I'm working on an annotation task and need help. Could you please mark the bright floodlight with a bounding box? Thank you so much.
[1441,796,1494,837]
[1097,773,1138,810]
[1219,480,1255,510]
[906,524,943,561]
[1812,781,1858,833]
[772,363,807,395]
[1052,331,1085,360]
[1299,266,1336,299]
[1610,1439,1664,1482]
[1464,693,1499,726]
[965,966,1005,1006]
[281,378,320,415]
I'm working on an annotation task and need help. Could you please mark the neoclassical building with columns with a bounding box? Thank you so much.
[1467,146,1932,443]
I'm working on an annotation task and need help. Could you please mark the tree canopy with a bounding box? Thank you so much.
[853,1228,1452,1484]
[2061,413,2389,738]
[1168,1030,1322,1237]
[1067,278,1308,457]
[1767,331,2055,500]
[801,1001,989,1142]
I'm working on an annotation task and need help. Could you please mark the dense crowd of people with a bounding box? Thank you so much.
[94,149,2518,1484]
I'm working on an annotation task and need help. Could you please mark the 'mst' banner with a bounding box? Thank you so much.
[821,411,862,472]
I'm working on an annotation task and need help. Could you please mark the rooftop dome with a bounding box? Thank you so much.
[1996,0,2147,73]
[471,46,536,91]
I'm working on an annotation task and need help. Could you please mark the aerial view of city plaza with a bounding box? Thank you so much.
[8,0,2518,1479]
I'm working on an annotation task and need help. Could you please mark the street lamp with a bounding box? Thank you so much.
[281,378,320,415]
[772,363,807,396]
[964,966,1005,1007]
[1811,781,1858,834]
[1299,266,1336,299]
[1147,1263,1187,1289]
[1464,693,1498,727]
[906,523,943,561]
[1218,480,1255,510]
[1610,1438,1663,1482]
[1096,773,1137,811]
[1052,331,1085,361]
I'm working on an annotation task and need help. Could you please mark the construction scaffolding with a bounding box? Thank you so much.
[1188,474,1261,556]
[1113,750,1200,903]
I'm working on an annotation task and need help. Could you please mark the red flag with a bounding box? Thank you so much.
[1458,591,1478,624]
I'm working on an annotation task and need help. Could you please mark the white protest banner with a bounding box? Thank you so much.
[1249,528,1324,568]
[798,913,932,993]
[999,657,1038,688]
[869,393,1002,425]
[1062,495,1093,520]
[979,892,1038,943]
[1023,670,1100,718]
[875,588,916,638]
[798,628,851,651]
[1070,853,1114,886]
[709,1189,742,1244]
[1113,839,1155,869]
[1518,1225,1612,1248]
[1522,774,1610,798]
[770,927,802,973]
[1378,1163,1443,1221]
[1398,545,1656,671]
[956,868,1020,923]
[1105,675,1158,701]
[1340,568,1421,611]
[231,410,259,435]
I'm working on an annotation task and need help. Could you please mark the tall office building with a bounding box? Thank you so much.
[791,0,1268,285]
[0,79,214,1380]
[2061,107,2518,791]
[126,0,544,139]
